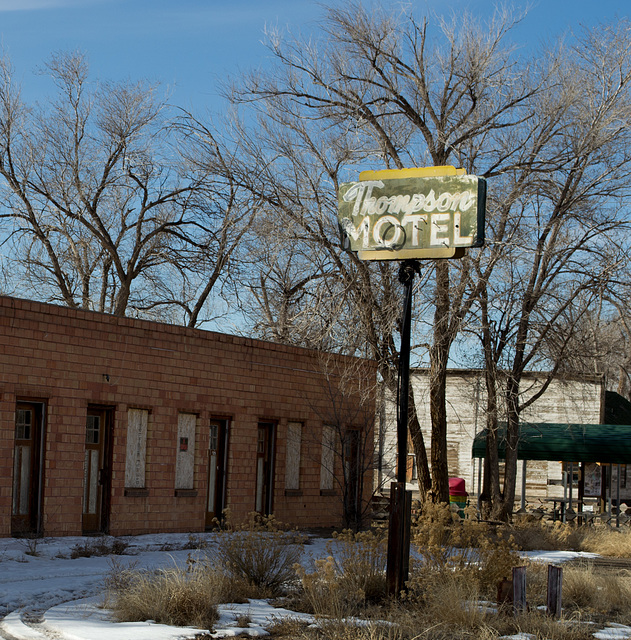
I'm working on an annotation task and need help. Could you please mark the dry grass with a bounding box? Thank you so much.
[575,527,631,557]
[410,502,522,600]
[104,509,631,638]
[403,572,493,631]
[484,613,595,640]
[105,559,225,629]
[562,565,631,617]
[265,617,313,637]
[267,619,404,640]
[295,529,388,618]
[506,518,631,557]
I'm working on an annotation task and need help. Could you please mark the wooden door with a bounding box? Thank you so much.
[255,422,275,515]
[12,402,44,536]
[205,419,228,528]
[82,407,112,534]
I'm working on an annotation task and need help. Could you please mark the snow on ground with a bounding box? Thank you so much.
[0,532,628,640]
[0,532,328,639]
[521,549,600,563]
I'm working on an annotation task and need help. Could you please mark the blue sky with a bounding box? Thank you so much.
[0,0,629,114]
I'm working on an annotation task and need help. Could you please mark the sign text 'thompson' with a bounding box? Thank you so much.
[338,173,485,260]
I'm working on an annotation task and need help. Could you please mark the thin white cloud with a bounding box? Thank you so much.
[0,0,104,11]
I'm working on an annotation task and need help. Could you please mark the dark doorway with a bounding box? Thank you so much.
[205,418,229,528]
[343,428,362,529]
[82,406,113,534]
[255,422,276,516]
[12,402,45,536]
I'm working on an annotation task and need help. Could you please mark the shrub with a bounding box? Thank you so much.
[297,556,364,619]
[507,519,587,552]
[329,529,388,602]
[296,528,388,618]
[105,559,224,629]
[70,536,130,558]
[412,501,458,549]
[182,533,208,550]
[18,535,44,557]
[213,512,305,597]
[410,502,521,600]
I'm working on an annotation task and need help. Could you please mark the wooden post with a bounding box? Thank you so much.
[512,566,527,614]
[546,564,562,618]
[387,481,411,595]
[616,464,621,528]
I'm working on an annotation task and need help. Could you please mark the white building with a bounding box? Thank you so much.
[378,370,611,507]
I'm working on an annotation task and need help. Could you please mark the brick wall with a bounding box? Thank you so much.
[0,296,376,537]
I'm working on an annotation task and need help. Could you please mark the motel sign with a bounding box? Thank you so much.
[338,167,486,260]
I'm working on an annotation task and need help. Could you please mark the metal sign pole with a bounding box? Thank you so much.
[386,259,418,596]
[337,165,486,597]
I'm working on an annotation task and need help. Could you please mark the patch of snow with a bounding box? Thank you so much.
[593,623,631,639]
[0,533,627,640]
[521,550,599,563]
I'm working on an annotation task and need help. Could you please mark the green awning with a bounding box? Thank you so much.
[471,423,631,464]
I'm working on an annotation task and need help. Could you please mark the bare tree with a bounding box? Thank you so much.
[542,305,631,400]
[307,352,379,530]
[206,3,543,503]
[469,21,631,519]
[0,51,251,326]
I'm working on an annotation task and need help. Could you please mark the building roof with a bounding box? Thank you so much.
[471,422,631,464]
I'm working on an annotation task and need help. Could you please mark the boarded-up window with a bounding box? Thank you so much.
[285,422,302,491]
[447,443,460,478]
[125,409,148,489]
[175,413,196,490]
[320,425,335,491]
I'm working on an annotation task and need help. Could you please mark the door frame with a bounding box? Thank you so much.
[255,421,276,516]
[205,417,230,528]
[12,400,46,537]
[82,405,114,534]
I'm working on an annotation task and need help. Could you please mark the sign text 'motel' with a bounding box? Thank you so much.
[338,167,486,260]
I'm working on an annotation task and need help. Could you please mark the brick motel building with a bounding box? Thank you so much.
[0,296,376,538]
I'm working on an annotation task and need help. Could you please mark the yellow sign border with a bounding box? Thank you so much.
[359,166,466,181]
[358,247,466,261]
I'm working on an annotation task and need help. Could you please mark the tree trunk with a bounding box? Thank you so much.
[480,288,504,519]
[482,365,502,519]
[497,374,520,521]
[113,280,132,317]
[428,260,451,503]
[408,385,431,499]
